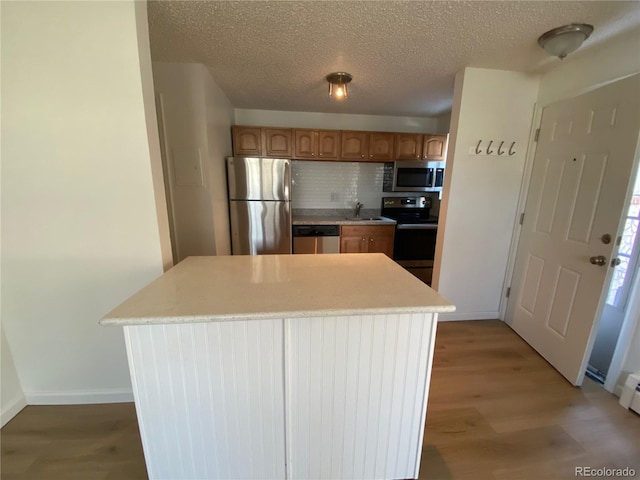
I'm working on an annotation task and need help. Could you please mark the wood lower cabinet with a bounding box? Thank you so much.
[340,225,395,258]
[423,134,448,161]
[294,129,340,160]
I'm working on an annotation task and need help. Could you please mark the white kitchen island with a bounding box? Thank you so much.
[101,254,455,480]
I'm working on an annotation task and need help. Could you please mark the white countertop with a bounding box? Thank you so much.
[101,254,455,326]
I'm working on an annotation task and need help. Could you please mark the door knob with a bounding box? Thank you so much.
[590,255,607,266]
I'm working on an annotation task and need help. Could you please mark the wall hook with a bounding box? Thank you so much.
[475,140,482,154]
[486,140,494,155]
[508,141,516,156]
[497,141,505,155]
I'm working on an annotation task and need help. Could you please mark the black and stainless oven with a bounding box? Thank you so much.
[381,196,438,285]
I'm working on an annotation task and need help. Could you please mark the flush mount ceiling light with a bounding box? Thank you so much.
[538,23,594,60]
[326,72,352,100]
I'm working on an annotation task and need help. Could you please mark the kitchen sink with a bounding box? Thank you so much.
[344,217,382,221]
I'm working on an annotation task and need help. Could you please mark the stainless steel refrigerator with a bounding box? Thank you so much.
[227,157,292,255]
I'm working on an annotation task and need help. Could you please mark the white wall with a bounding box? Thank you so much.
[153,62,234,261]
[2,1,164,406]
[436,112,452,134]
[433,68,539,320]
[622,317,640,376]
[234,109,443,133]
[538,28,640,107]
[1,325,25,427]
[135,1,173,271]
[203,69,234,256]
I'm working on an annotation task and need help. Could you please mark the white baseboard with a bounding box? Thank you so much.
[1,394,27,427]
[25,388,133,405]
[437,312,501,322]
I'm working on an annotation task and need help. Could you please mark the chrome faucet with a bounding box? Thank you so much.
[354,201,363,218]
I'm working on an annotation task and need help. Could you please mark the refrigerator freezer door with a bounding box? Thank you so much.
[227,157,291,201]
[229,200,292,255]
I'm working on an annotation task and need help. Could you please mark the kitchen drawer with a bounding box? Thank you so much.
[341,225,395,237]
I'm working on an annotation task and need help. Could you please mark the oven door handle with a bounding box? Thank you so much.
[396,224,438,230]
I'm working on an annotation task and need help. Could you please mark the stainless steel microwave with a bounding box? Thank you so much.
[383,161,445,192]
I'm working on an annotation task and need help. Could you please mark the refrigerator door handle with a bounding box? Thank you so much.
[283,159,291,201]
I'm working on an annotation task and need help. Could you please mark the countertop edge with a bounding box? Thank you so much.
[292,216,397,226]
[100,304,456,327]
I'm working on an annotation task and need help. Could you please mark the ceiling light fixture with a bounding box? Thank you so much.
[538,23,593,60]
[326,72,352,100]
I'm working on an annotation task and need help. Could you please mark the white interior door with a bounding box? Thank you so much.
[506,74,640,386]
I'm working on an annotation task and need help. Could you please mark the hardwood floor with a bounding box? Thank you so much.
[421,320,640,479]
[2,320,638,479]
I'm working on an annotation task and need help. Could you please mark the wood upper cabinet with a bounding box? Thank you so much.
[340,225,395,258]
[395,133,423,160]
[317,130,340,159]
[233,125,447,163]
[422,134,448,161]
[340,131,369,160]
[264,128,293,157]
[232,126,292,157]
[294,129,340,160]
[368,132,395,162]
[232,126,262,156]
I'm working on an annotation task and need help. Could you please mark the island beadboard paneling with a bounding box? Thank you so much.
[124,321,286,480]
[285,313,437,480]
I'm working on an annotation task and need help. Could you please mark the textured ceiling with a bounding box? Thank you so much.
[148,1,640,117]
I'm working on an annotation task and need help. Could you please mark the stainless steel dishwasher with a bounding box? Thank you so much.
[292,225,340,254]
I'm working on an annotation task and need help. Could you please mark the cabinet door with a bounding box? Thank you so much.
[264,128,292,157]
[340,131,369,160]
[232,126,263,156]
[394,133,423,160]
[341,225,395,256]
[294,129,317,159]
[340,225,369,253]
[369,234,394,258]
[317,130,340,160]
[368,132,394,162]
[340,234,368,253]
[422,134,448,161]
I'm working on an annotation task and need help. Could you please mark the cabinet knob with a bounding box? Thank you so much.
[311,153,314,156]
[369,238,374,242]
[319,153,322,156]
[369,154,373,158]
[361,154,365,158]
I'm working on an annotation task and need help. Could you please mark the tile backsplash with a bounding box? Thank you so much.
[291,160,440,215]
[292,161,386,210]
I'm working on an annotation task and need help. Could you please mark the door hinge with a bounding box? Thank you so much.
[616,235,622,246]
[534,128,540,142]
[519,213,525,225]
[506,287,511,298]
